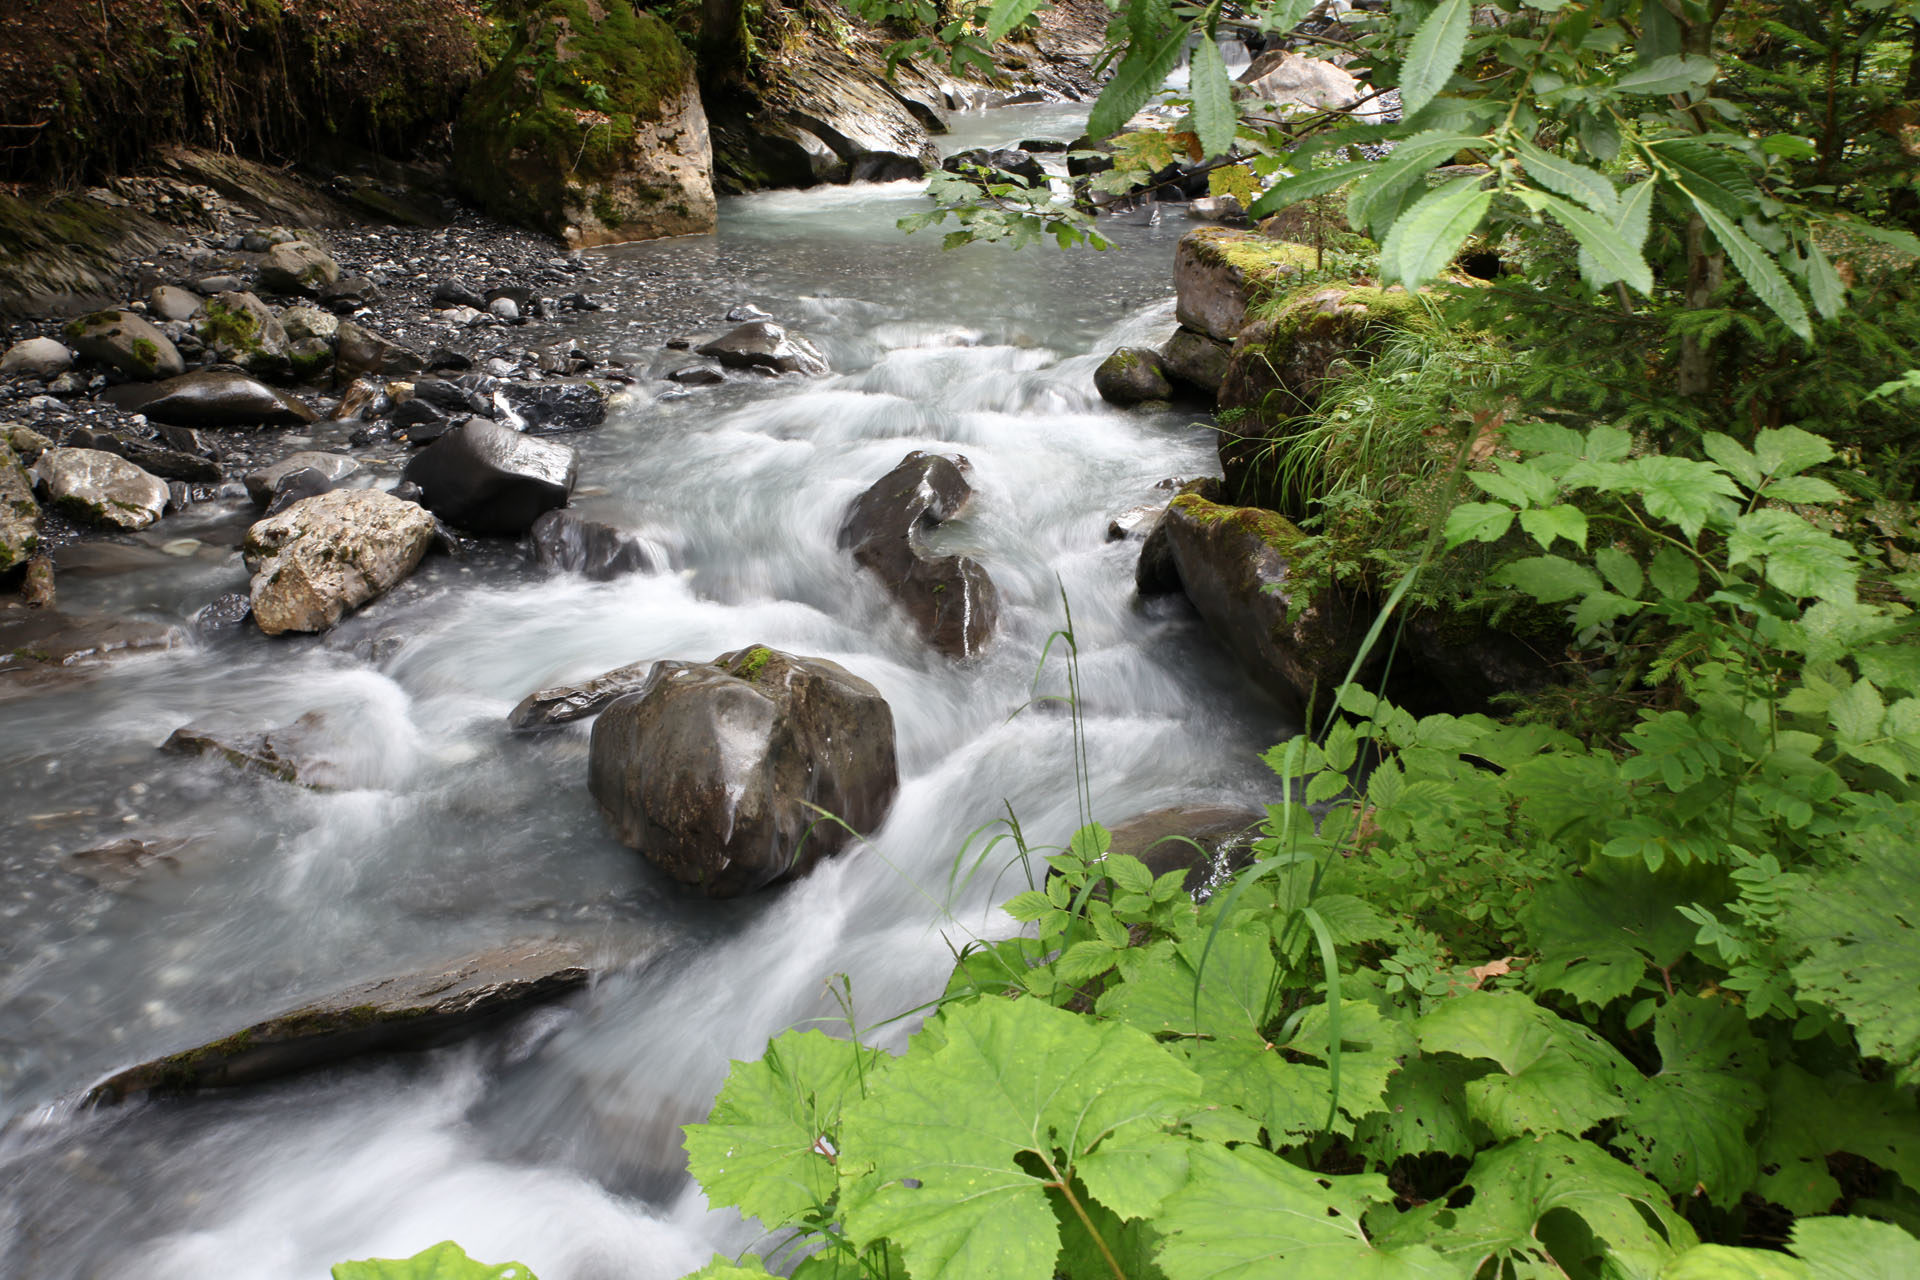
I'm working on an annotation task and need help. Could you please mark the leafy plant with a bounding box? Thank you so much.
[333,1241,535,1280]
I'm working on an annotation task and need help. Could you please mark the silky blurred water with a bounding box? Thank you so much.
[0,105,1295,1279]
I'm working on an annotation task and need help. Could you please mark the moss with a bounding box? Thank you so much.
[199,298,265,356]
[1191,228,1319,303]
[130,336,161,373]
[1170,492,1305,557]
[733,645,775,682]
[63,310,121,340]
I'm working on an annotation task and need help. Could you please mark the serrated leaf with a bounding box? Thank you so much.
[837,997,1203,1280]
[1648,546,1701,601]
[1155,1142,1452,1280]
[1701,432,1764,490]
[1804,241,1847,319]
[684,1030,881,1230]
[1659,1244,1809,1279]
[984,0,1048,42]
[1523,858,1715,1006]
[1727,509,1857,600]
[1417,991,1633,1139]
[1189,35,1236,161]
[680,1258,774,1280]
[1400,0,1473,118]
[1610,53,1719,95]
[1649,138,1755,216]
[333,1243,535,1280]
[1445,502,1516,546]
[1752,426,1835,477]
[1247,161,1374,217]
[1763,475,1844,505]
[1005,890,1054,922]
[1381,175,1492,288]
[1531,190,1655,295]
[1106,853,1154,896]
[1518,504,1589,551]
[1593,546,1644,599]
[1490,555,1605,604]
[1791,1216,1920,1280]
[1627,456,1743,541]
[1756,1064,1920,1216]
[1352,1054,1488,1161]
[1056,939,1121,984]
[1828,678,1884,743]
[1614,997,1765,1204]
[1690,198,1812,339]
[1512,138,1620,216]
[1087,23,1191,143]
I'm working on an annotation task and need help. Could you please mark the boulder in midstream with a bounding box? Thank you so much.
[529,509,655,581]
[399,419,578,535]
[242,488,437,635]
[509,659,655,733]
[28,448,169,531]
[696,321,828,376]
[838,450,998,658]
[587,647,898,897]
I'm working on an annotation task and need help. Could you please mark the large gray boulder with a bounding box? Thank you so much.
[696,322,829,376]
[1236,50,1389,121]
[194,291,293,378]
[242,488,437,635]
[100,370,317,427]
[61,310,185,380]
[0,336,74,381]
[838,451,998,658]
[588,646,898,897]
[29,448,169,531]
[256,241,340,297]
[400,419,578,535]
[1156,489,1370,718]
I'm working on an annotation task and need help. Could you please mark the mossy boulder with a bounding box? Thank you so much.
[1218,282,1434,509]
[1157,491,1372,719]
[452,0,716,247]
[1174,227,1317,343]
[1,443,41,573]
[28,447,169,531]
[1094,346,1174,405]
[62,309,185,380]
[194,291,293,379]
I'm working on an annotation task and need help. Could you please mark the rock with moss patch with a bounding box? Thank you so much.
[193,291,292,378]
[2,444,41,572]
[242,488,437,635]
[1159,327,1233,396]
[588,646,898,897]
[1159,491,1371,718]
[1094,346,1174,405]
[256,241,340,298]
[452,0,715,247]
[29,447,169,531]
[100,370,318,428]
[400,419,578,535]
[0,601,177,687]
[839,451,997,658]
[62,310,185,381]
[84,941,593,1103]
[1174,227,1316,343]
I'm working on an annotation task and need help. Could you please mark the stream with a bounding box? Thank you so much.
[0,102,1294,1279]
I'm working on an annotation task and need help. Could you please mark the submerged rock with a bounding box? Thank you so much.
[2,445,40,572]
[62,309,185,380]
[242,488,437,635]
[29,447,169,530]
[400,419,578,535]
[696,321,828,376]
[243,451,360,507]
[839,451,998,658]
[163,712,341,787]
[101,370,317,428]
[588,646,898,897]
[0,602,178,688]
[452,2,716,246]
[84,941,592,1103]
[529,509,655,581]
[509,659,654,733]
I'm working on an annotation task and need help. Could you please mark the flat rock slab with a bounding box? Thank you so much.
[102,370,317,428]
[0,602,179,692]
[163,712,340,789]
[85,941,593,1103]
[509,659,654,733]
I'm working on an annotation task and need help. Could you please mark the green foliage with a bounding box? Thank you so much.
[332,1241,535,1280]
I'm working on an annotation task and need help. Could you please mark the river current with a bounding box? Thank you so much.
[0,104,1293,1278]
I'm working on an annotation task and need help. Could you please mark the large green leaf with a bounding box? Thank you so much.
[1086,23,1190,143]
[1399,0,1473,118]
[1790,1216,1920,1280]
[1378,1135,1696,1278]
[1648,138,1755,216]
[1523,859,1717,1007]
[1661,1244,1810,1278]
[984,0,1049,42]
[1247,161,1375,218]
[1530,190,1655,294]
[836,996,1203,1280]
[1625,456,1743,541]
[684,1029,882,1230]
[1154,1142,1457,1280]
[1755,1066,1920,1215]
[1613,997,1765,1204]
[1609,54,1718,96]
[1188,35,1237,161]
[1489,554,1605,604]
[1416,991,1633,1139]
[1780,829,1920,1084]
[333,1242,534,1280]
[1380,175,1493,288]
[1690,198,1813,340]
[1351,1053,1489,1161]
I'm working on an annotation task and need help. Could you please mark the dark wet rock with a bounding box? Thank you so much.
[726,303,772,322]
[500,380,608,434]
[148,284,204,322]
[242,489,438,635]
[1109,804,1266,894]
[84,941,592,1103]
[194,592,254,633]
[412,376,497,419]
[399,419,577,535]
[666,363,724,386]
[2,336,75,381]
[330,377,385,421]
[29,447,169,530]
[67,836,191,887]
[530,509,655,581]
[162,713,339,786]
[244,451,360,507]
[2,445,41,572]
[838,451,998,658]
[427,345,475,372]
[62,310,185,380]
[256,240,340,297]
[391,398,449,434]
[558,292,602,312]
[68,431,223,485]
[509,659,654,733]
[0,602,178,689]
[100,370,318,428]
[195,290,293,378]
[1159,327,1233,396]
[696,322,828,377]
[1095,346,1174,405]
[154,423,219,460]
[588,646,899,897]
[263,468,337,516]
[942,147,1047,187]
[399,414,460,449]
[1175,227,1314,344]
[433,280,488,310]
[1159,490,1370,717]
[1388,611,1558,718]
[335,320,425,379]
[321,275,380,310]
[452,3,715,247]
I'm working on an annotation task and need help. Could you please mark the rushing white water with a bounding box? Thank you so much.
[0,108,1297,1279]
